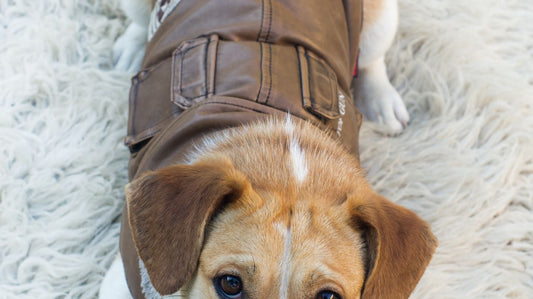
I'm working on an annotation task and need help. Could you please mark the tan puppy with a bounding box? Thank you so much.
[100,0,437,298]
[113,118,436,299]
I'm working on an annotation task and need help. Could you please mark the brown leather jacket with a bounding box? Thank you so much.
[120,0,363,297]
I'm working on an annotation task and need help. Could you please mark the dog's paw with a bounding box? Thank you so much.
[113,22,147,73]
[352,58,410,135]
[354,82,410,135]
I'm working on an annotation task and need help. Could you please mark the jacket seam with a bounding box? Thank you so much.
[257,0,265,41]
[204,37,210,98]
[265,0,273,42]
[265,43,273,104]
[255,42,264,102]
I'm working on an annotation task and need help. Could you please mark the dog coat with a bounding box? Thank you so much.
[120,0,363,297]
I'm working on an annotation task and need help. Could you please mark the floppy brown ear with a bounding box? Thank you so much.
[349,191,438,299]
[125,158,251,295]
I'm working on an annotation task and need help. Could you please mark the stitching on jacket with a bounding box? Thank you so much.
[265,0,273,42]
[255,42,264,102]
[295,45,305,109]
[265,43,273,104]
[257,0,272,42]
[256,43,272,104]
[212,38,219,95]
[205,101,268,115]
[204,37,210,98]
[179,47,184,96]
[200,101,318,127]
[129,77,139,136]
[305,51,313,104]
[257,0,265,41]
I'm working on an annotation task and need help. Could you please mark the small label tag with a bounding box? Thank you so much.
[336,91,346,137]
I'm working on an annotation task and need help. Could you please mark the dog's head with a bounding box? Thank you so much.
[126,156,437,298]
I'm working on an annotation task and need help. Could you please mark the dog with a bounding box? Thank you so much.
[100,0,437,298]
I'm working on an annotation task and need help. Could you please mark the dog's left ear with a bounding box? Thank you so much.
[348,190,438,299]
[125,158,251,295]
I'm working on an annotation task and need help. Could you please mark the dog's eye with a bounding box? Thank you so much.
[316,290,342,299]
[215,274,243,298]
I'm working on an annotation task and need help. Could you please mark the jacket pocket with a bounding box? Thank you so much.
[297,46,341,120]
[125,59,178,152]
[171,34,219,109]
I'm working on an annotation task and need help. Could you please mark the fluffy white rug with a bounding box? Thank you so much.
[0,0,531,298]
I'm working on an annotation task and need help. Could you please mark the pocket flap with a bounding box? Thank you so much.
[297,46,341,120]
[171,35,218,109]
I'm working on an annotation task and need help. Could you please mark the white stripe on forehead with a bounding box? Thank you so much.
[285,116,308,183]
[275,221,292,299]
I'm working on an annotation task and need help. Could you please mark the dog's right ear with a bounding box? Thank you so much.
[125,157,251,295]
[348,190,438,299]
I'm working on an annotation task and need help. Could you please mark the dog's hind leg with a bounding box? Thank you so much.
[352,0,410,134]
[113,0,151,72]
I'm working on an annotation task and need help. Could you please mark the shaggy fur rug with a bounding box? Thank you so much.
[1,0,531,298]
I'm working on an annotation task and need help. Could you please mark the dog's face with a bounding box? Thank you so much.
[187,189,366,298]
[126,153,437,298]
